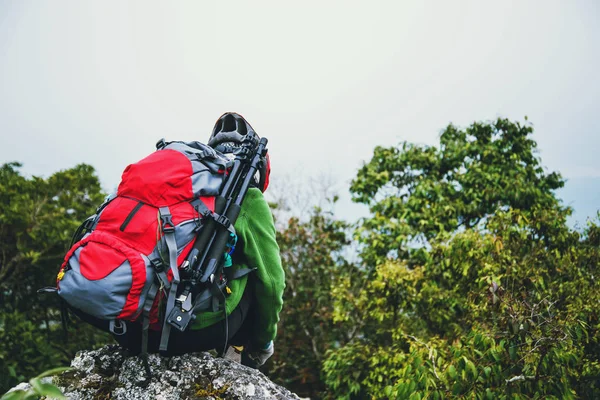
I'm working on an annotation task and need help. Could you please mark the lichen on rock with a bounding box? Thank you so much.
[48,345,299,400]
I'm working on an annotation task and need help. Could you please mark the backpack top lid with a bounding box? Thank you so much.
[117,141,231,207]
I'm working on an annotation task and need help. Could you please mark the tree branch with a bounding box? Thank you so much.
[0,253,25,282]
[505,375,536,384]
[405,334,440,380]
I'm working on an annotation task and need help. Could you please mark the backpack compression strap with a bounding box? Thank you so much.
[158,206,181,352]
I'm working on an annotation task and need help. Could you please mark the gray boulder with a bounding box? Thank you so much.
[48,345,300,400]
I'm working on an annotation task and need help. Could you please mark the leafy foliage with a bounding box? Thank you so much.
[0,163,111,393]
[1,367,71,400]
[350,118,564,267]
[326,209,600,398]
[266,203,360,399]
[324,119,599,398]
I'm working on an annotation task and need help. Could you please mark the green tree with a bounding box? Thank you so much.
[267,201,361,399]
[324,119,599,398]
[350,118,563,267]
[0,162,111,393]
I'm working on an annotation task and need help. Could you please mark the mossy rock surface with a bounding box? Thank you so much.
[48,345,299,400]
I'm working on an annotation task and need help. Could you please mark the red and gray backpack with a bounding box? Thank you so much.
[54,136,267,356]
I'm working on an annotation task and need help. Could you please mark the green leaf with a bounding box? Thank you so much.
[452,382,462,395]
[37,383,66,399]
[34,367,72,380]
[409,392,421,400]
[0,390,26,400]
[447,365,457,379]
[28,378,43,394]
[483,366,491,378]
[384,386,393,397]
[466,360,477,378]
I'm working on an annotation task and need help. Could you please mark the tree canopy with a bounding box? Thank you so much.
[267,204,356,398]
[350,118,565,266]
[0,162,111,392]
[324,119,599,399]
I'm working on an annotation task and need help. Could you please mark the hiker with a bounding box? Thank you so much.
[55,113,285,369]
[113,113,285,368]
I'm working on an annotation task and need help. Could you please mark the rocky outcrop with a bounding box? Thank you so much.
[45,345,299,399]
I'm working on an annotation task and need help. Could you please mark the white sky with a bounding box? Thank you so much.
[1,1,598,223]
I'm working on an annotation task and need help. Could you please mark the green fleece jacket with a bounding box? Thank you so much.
[190,187,285,347]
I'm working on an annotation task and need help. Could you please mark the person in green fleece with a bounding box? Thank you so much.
[113,113,285,368]
[185,112,285,368]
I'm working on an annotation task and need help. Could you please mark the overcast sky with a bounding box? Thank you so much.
[1,1,598,225]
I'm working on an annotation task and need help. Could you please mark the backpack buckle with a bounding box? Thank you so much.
[109,320,127,336]
[235,146,252,160]
[156,138,167,149]
[193,217,203,232]
[212,213,231,229]
[160,212,175,233]
[150,258,165,272]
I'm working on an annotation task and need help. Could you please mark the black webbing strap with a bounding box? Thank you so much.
[141,280,160,357]
[190,198,212,218]
[190,198,236,236]
[218,284,229,358]
[228,267,256,280]
[148,256,171,291]
[60,298,70,338]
